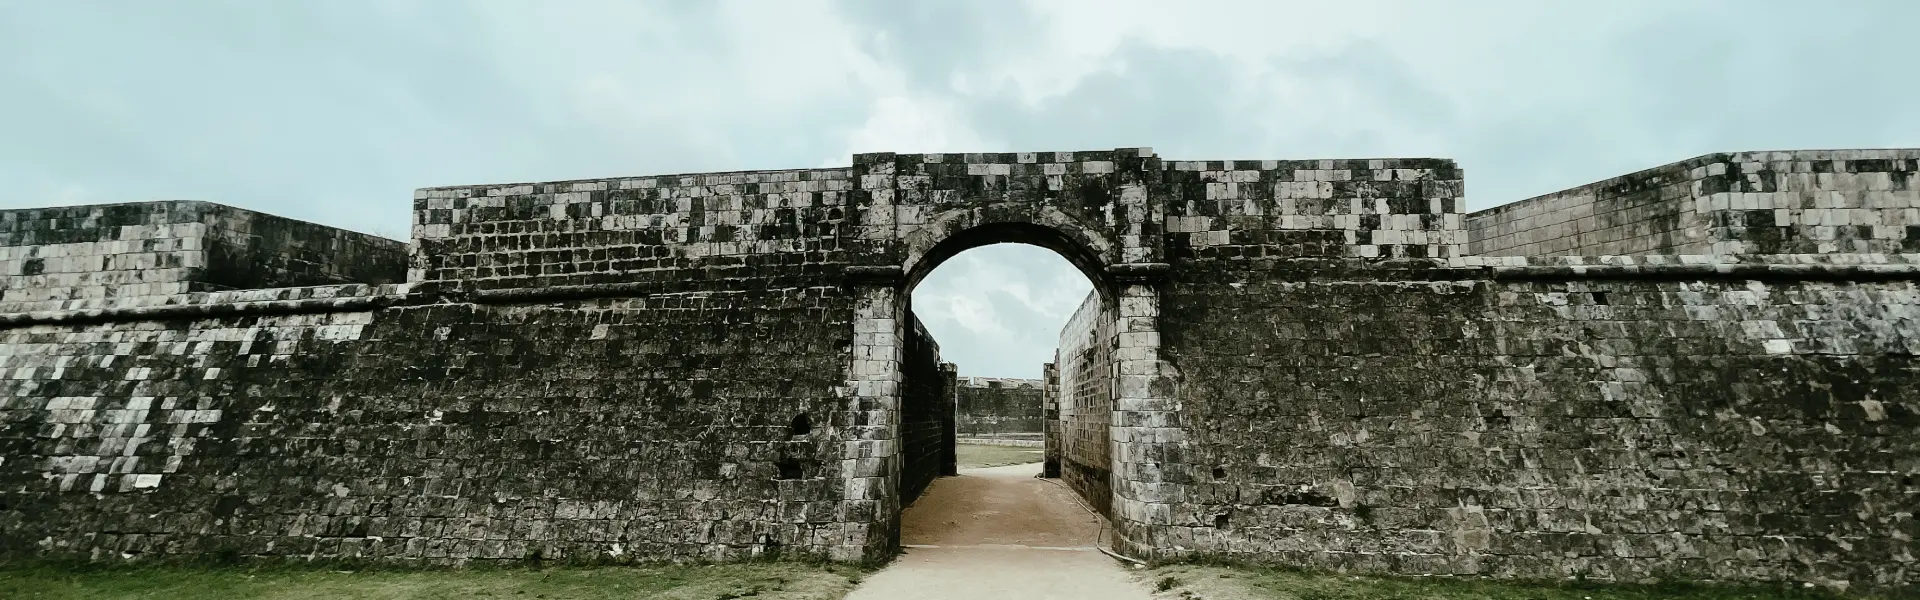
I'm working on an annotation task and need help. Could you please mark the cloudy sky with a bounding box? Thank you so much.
[3,1,1915,379]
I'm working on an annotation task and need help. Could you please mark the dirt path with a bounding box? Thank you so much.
[843,463,1160,600]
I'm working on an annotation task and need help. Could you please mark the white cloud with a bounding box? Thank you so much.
[839,95,999,158]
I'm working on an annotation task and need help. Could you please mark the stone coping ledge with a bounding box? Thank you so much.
[1481,262,1920,282]
[0,293,413,327]
[0,283,413,327]
[0,283,411,314]
[1453,253,1920,282]
[1447,253,1920,268]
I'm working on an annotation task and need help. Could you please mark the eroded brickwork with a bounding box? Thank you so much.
[0,283,855,564]
[954,376,1043,437]
[1160,253,1919,588]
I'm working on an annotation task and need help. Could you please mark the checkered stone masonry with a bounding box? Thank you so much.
[1162,158,1467,261]
[0,201,403,313]
[1467,149,1920,257]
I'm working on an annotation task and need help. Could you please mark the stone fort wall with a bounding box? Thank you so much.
[3,167,882,563]
[898,318,954,506]
[0,282,865,563]
[0,147,1914,591]
[954,376,1044,437]
[1,201,405,312]
[1054,291,1117,518]
[1156,253,1917,588]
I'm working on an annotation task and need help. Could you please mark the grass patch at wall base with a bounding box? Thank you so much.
[954,443,1045,469]
[1148,562,1887,600]
[0,561,867,600]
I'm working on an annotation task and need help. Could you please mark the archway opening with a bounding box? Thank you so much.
[885,222,1122,550]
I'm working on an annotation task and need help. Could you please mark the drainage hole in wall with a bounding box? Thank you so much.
[1211,466,1227,480]
[775,458,804,480]
[1213,513,1229,528]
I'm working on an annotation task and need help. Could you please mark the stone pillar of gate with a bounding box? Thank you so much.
[839,266,906,561]
[1103,147,1179,559]
[1105,263,1179,558]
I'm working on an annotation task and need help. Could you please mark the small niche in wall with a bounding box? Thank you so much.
[789,413,812,438]
[775,458,805,480]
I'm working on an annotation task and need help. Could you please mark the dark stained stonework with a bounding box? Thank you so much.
[0,148,1914,591]
[898,318,954,507]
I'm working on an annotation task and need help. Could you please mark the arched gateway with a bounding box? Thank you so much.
[1,147,1916,590]
[837,150,1180,560]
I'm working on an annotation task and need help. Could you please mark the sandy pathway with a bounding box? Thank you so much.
[843,463,1159,600]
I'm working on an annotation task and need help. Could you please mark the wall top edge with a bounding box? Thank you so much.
[0,199,406,247]
[1468,148,1920,222]
[2,254,1914,326]
[957,376,1045,389]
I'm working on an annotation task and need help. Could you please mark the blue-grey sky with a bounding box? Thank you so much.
[4,1,1916,379]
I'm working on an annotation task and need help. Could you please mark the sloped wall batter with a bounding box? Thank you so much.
[1162,255,1918,587]
[0,281,857,563]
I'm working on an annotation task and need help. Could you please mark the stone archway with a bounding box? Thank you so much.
[900,205,1119,297]
[835,149,1182,562]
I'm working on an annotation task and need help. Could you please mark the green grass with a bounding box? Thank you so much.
[1147,562,1895,600]
[0,561,868,600]
[954,443,1044,469]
